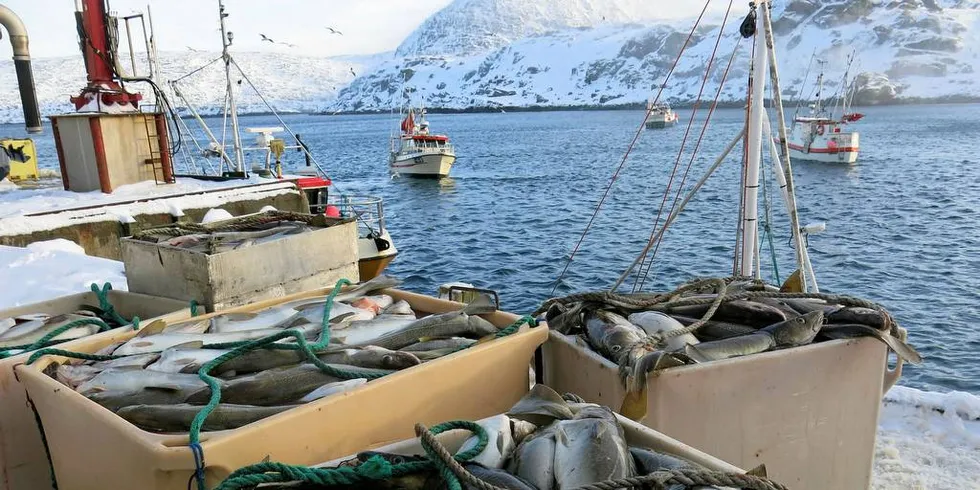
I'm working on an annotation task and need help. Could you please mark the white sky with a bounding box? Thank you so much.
[1,0,455,58]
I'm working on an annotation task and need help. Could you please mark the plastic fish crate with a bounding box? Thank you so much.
[313,410,747,476]
[541,331,901,490]
[120,218,360,312]
[16,289,549,490]
[0,290,191,490]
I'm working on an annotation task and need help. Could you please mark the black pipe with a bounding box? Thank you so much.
[1,5,42,134]
[14,58,41,133]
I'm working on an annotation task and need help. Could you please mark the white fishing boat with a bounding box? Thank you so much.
[783,57,864,164]
[644,101,678,129]
[389,107,456,178]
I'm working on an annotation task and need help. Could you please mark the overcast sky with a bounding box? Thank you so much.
[2,0,455,58]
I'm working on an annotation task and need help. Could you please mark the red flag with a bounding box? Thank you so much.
[401,110,415,133]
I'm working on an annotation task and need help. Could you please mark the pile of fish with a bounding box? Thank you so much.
[44,276,504,433]
[539,277,922,390]
[135,218,316,254]
[254,385,748,490]
[0,304,130,356]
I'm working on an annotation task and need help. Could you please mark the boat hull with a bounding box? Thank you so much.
[785,121,860,164]
[357,230,398,280]
[390,153,456,177]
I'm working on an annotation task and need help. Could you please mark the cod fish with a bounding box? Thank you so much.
[79,368,215,411]
[628,311,699,350]
[197,363,386,406]
[0,314,102,348]
[820,323,922,364]
[58,353,160,388]
[298,378,367,403]
[334,275,402,303]
[668,299,787,327]
[584,310,648,366]
[509,422,558,490]
[683,310,824,363]
[463,463,536,490]
[458,415,515,469]
[335,315,417,345]
[113,321,322,356]
[355,296,498,350]
[553,405,635,488]
[117,403,292,433]
[401,337,475,352]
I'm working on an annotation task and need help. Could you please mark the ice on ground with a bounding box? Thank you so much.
[0,239,126,310]
[873,386,980,489]
[201,208,234,224]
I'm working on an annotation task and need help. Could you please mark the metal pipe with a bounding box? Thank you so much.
[0,5,42,133]
[740,1,769,277]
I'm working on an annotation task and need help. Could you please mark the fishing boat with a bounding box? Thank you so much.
[782,57,864,164]
[644,100,678,129]
[389,106,456,178]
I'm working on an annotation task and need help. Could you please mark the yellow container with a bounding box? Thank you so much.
[0,138,39,181]
[541,331,901,490]
[0,290,191,490]
[16,289,548,490]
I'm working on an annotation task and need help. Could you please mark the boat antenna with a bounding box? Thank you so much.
[218,0,245,174]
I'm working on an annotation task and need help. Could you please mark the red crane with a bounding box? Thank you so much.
[69,0,142,111]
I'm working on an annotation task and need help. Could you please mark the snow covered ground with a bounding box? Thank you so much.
[0,238,977,486]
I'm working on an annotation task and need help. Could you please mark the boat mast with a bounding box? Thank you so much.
[218,0,244,173]
[739,0,769,278]
[812,59,826,116]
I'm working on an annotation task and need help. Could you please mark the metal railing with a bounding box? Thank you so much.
[325,195,386,234]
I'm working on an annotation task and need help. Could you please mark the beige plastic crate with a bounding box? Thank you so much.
[541,331,901,490]
[0,290,191,490]
[16,289,548,490]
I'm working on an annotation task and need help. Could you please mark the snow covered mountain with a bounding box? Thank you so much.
[333,0,980,111]
[0,51,377,125]
[1,0,978,124]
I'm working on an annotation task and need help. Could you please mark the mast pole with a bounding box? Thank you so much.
[761,2,810,291]
[218,0,244,173]
[739,0,768,278]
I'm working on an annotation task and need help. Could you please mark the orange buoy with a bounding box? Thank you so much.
[325,205,341,218]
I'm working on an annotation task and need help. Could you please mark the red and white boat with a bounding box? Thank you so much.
[389,107,456,177]
[783,61,863,164]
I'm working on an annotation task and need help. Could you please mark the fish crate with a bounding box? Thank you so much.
[15,289,549,490]
[120,214,360,313]
[541,331,900,490]
[303,410,748,486]
[0,290,191,490]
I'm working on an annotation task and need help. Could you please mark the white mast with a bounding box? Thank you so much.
[218,0,244,173]
[739,0,769,278]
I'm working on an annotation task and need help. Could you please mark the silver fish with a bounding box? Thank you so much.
[382,299,415,316]
[117,403,292,433]
[401,337,476,352]
[198,364,346,406]
[0,313,103,348]
[318,346,421,370]
[628,311,699,350]
[683,310,824,363]
[553,406,635,488]
[820,323,923,364]
[356,297,498,350]
[77,367,209,397]
[584,310,648,366]
[60,353,162,387]
[333,275,402,303]
[458,414,515,469]
[297,378,367,403]
[334,315,417,345]
[145,345,225,373]
[509,423,558,490]
[113,321,321,356]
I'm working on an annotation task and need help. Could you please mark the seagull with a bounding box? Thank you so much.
[260,34,274,43]
[349,67,357,77]
[187,46,200,52]
[325,27,343,35]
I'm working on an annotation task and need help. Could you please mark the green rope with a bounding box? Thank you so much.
[213,420,488,490]
[189,278,384,490]
[26,348,124,365]
[446,315,540,356]
[90,283,139,328]
[0,318,112,359]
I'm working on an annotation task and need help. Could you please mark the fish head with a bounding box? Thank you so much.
[764,310,824,347]
[381,351,422,369]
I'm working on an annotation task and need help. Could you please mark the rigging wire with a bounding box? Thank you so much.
[631,0,737,292]
[633,17,742,292]
[550,0,714,296]
[791,50,816,120]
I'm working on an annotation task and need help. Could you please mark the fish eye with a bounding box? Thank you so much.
[392,456,404,464]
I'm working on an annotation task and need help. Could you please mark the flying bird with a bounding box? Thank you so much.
[325,27,343,35]
[187,46,200,52]
[349,67,357,77]
[260,34,274,43]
